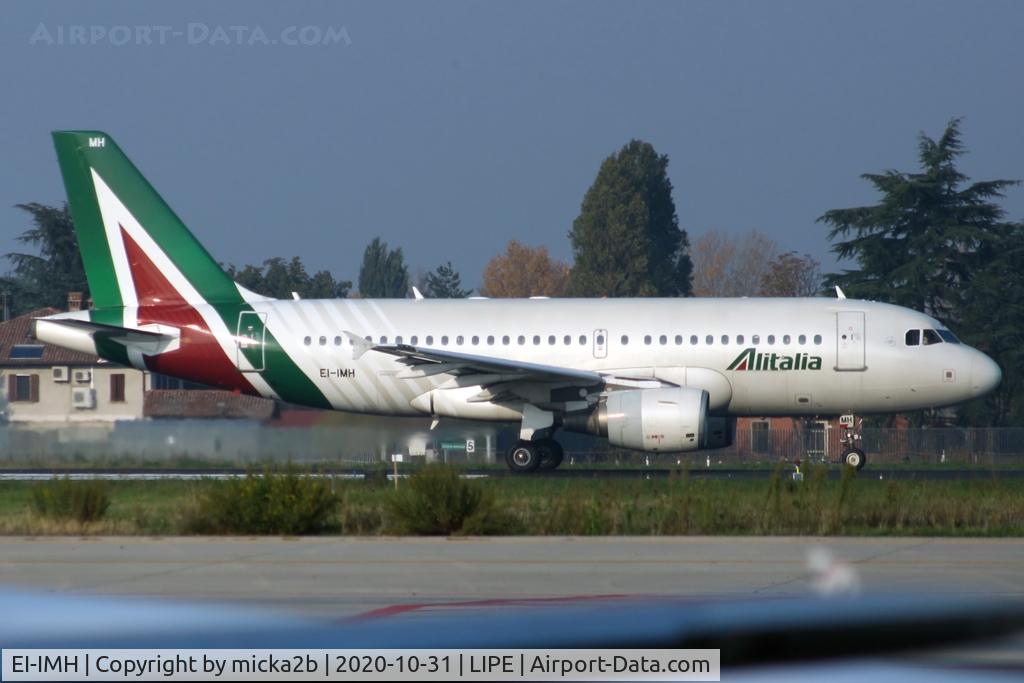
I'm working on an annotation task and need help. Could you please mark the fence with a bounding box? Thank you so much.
[0,421,1022,467]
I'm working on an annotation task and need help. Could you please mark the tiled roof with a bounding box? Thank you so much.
[0,308,102,366]
[144,389,278,420]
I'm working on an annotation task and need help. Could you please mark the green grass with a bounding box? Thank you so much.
[0,465,1021,536]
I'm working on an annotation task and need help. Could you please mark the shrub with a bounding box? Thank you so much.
[184,465,339,535]
[388,464,501,535]
[30,477,111,522]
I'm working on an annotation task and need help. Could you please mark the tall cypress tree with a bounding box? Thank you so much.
[569,140,691,297]
[358,237,410,298]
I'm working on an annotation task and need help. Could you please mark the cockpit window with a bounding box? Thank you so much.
[905,329,920,346]
[937,329,960,344]
[923,329,943,345]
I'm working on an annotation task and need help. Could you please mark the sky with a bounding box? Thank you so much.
[1,0,1022,292]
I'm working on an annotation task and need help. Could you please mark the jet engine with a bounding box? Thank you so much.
[563,387,710,452]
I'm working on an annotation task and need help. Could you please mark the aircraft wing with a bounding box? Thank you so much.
[344,332,608,387]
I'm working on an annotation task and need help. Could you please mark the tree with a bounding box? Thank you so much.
[569,139,692,297]
[819,118,1018,319]
[226,257,350,299]
[760,251,822,297]
[357,238,410,298]
[425,262,470,298]
[479,240,571,298]
[955,223,1024,425]
[690,230,777,297]
[2,203,88,314]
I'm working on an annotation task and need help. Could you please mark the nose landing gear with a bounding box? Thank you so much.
[839,414,866,470]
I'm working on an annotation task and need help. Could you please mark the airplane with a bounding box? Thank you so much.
[34,131,1002,472]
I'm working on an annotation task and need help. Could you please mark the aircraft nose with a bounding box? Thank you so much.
[970,351,1002,398]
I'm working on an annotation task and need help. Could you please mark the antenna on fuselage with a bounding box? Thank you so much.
[835,286,847,300]
[412,286,425,300]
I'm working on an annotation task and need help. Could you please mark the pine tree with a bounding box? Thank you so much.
[569,139,691,297]
[820,118,1018,318]
[2,203,88,313]
[425,262,470,298]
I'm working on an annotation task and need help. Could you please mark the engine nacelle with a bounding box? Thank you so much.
[563,387,709,452]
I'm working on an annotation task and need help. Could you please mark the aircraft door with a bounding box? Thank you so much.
[236,311,267,372]
[593,329,608,359]
[835,311,865,371]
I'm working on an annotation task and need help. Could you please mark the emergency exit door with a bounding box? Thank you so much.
[835,311,865,371]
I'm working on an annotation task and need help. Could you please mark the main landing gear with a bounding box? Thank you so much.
[505,438,564,473]
[839,414,867,471]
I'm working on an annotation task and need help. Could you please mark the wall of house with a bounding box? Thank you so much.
[0,366,146,423]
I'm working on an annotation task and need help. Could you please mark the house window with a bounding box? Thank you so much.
[8,374,38,403]
[9,345,44,359]
[110,373,126,403]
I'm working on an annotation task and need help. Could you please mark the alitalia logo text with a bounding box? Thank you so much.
[727,347,823,371]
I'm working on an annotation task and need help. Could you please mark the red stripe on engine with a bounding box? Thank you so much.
[120,226,257,393]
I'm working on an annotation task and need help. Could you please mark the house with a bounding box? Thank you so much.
[0,306,147,424]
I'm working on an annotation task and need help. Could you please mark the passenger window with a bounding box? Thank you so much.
[486,335,494,345]
[471,335,479,345]
[441,335,449,345]
[426,335,434,345]
[621,335,629,345]
[319,336,325,346]
[380,336,388,344]
[767,335,776,345]
[658,335,667,345]
[721,335,729,345]
[548,335,556,345]
[675,335,683,345]
[814,334,822,345]
[303,336,311,346]
[502,335,510,345]
[797,335,805,345]
[705,335,714,345]
[579,335,587,345]
[783,334,791,344]
[752,335,760,344]
[518,335,525,345]
[334,336,342,346]
[905,330,920,346]
[395,336,403,345]
[456,335,464,345]
[923,329,942,345]
[533,335,541,345]
[410,335,418,345]
[737,335,744,345]
[690,335,698,345]
[564,335,571,345]
[644,335,652,345]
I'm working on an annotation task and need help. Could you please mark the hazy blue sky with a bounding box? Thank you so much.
[2,1,1022,291]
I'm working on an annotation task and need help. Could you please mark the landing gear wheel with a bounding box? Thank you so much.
[536,439,564,470]
[506,441,541,473]
[842,448,866,471]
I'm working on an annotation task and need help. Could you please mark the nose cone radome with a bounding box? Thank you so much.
[971,352,1002,398]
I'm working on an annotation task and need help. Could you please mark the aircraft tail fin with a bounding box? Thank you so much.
[51,131,243,310]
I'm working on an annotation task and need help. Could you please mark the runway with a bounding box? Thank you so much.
[1,537,1021,619]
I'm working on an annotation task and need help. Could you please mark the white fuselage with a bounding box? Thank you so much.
[235,296,1000,419]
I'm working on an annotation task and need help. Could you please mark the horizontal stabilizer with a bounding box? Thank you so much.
[34,316,180,357]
